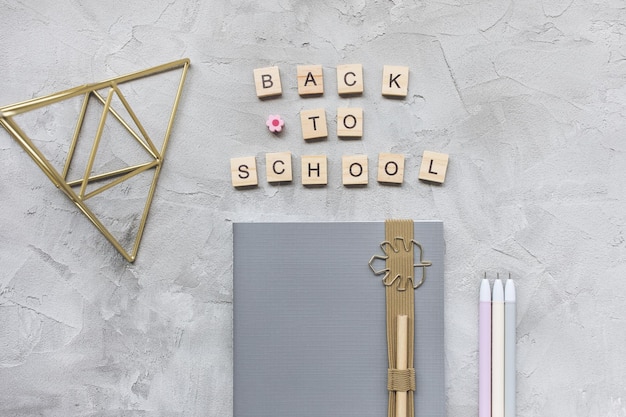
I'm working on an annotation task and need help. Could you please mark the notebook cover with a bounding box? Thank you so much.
[233,221,445,417]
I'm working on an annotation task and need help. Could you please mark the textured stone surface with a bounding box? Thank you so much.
[1,1,626,416]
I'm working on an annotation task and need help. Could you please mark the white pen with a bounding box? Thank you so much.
[492,276,504,417]
[505,277,516,417]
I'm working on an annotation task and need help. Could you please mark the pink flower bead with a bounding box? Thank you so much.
[266,114,285,133]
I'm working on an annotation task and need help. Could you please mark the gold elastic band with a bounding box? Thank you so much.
[387,368,416,392]
[385,219,415,417]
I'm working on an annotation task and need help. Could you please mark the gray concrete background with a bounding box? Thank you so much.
[1,1,625,416]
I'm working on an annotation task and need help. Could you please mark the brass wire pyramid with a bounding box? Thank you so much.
[0,58,190,262]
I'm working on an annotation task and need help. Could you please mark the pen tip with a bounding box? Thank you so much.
[480,277,491,300]
[492,277,504,300]
[505,277,516,301]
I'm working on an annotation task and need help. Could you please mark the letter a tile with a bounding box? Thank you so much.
[297,65,324,96]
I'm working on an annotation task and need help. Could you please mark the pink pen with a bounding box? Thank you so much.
[479,276,492,417]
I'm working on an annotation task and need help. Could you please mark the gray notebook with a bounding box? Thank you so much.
[233,221,445,417]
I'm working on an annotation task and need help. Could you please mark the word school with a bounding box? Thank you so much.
[253,64,410,98]
[230,151,449,187]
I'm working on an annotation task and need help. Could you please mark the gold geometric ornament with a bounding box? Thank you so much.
[0,58,190,262]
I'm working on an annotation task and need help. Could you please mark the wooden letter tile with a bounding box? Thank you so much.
[382,65,409,97]
[266,152,293,183]
[419,151,449,184]
[301,155,328,185]
[342,155,368,185]
[337,107,363,138]
[337,64,363,96]
[377,153,405,184]
[297,65,324,96]
[253,66,282,98]
[300,108,328,140]
[231,156,258,187]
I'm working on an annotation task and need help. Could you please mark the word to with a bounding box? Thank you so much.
[230,151,449,187]
[297,107,364,140]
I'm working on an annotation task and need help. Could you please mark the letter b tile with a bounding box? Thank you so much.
[253,66,282,98]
